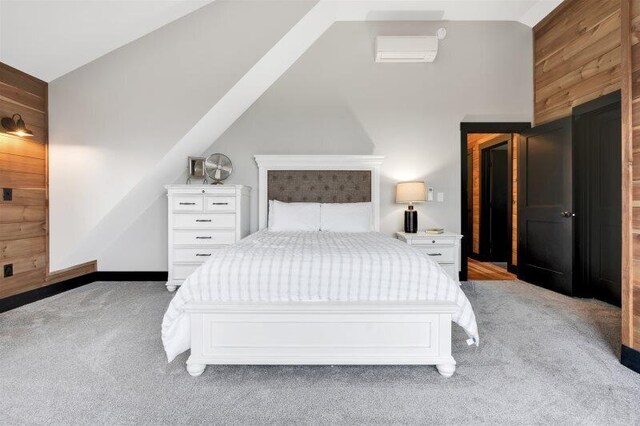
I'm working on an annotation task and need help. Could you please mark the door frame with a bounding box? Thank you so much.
[479,137,511,261]
[460,122,531,281]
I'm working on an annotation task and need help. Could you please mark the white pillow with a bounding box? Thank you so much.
[320,202,373,232]
[269,200,321,232]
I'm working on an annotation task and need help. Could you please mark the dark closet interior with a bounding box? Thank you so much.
[518,91,622,306]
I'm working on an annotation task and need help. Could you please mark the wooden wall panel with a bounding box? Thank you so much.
[466,133,517,264]
[627,0,640,350]
[534,0,622,124]
[0,62,48,298]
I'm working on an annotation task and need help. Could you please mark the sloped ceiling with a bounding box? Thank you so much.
[0,0,213,81]
[1,0,561,82]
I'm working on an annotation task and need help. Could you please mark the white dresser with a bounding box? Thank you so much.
[396,232,463,282]
[165,185,251,291]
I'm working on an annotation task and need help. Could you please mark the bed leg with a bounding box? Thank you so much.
[436,363,456,378]
[187,363,206,377]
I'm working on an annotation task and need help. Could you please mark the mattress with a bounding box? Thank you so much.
[162,230,479,362]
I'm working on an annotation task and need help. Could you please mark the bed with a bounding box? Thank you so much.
[162,155,479,377]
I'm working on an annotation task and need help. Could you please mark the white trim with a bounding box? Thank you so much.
[254,155,384,231]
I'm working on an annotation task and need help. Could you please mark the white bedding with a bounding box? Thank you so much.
[162,230,479,362]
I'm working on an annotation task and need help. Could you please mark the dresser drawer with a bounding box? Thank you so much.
[173,213,235,229]
[410,236,456,246]
[173,263,201,279]
[204,196,236,212]
[173,247,223,263]
[416,246,456,263]
[173,230,236,245]
[172,196,203,212]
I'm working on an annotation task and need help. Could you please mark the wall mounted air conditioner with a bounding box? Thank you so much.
[375,29,446,63]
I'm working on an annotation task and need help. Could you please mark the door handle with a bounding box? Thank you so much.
[561,211,575,218]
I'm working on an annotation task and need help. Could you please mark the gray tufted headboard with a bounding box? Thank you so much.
[267,170,371,203]
[255,155,384,230]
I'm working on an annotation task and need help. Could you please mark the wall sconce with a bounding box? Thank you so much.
[1,114,33,137]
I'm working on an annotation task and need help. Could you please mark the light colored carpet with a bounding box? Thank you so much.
[0,280,638,425]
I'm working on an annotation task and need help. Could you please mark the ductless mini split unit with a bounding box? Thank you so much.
[375,28,446,63]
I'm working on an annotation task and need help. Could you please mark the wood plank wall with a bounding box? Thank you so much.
[0,63,48,298]
[534,0,622,125]
[535,0,640,355]
[466,133,518,265]
[625,0,640,351]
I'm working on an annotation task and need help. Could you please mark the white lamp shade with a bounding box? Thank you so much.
[396,181,426,203]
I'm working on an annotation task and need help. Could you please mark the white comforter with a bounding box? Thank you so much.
[162,231,479,362]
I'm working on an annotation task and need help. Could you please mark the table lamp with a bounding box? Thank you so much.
[396,181,427,233]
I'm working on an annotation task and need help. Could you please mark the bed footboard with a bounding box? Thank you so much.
[184,302,458,377]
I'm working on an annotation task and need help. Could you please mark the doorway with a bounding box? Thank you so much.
[461,123,531,281]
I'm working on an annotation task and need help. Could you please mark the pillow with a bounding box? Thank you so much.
[269,200,321,232]
[320,202,373,232]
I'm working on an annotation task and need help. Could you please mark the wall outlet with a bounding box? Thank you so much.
[3,188,12,201]
[4,264,13,278]
[437,192,444,202]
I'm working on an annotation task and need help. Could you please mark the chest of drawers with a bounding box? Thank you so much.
[396,232,463,282]
[165,185,250,291]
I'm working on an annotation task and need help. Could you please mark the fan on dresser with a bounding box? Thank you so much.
[204,153,233,185]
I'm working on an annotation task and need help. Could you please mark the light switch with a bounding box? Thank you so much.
[427,187,434,201]
[437,192,444,202]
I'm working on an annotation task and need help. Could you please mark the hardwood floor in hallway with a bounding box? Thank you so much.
[467,258,517,281]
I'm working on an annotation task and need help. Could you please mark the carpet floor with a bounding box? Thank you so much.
[0,280,638,425]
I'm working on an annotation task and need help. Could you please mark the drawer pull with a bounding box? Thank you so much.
[428,253,442,256]
[195,219,212,222]
[195,253,212,257]
[196,236,212,239]
[179,202,196,205]
[210,202,229,205]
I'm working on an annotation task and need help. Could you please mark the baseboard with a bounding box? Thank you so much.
[94,271,168,281]
[0,272,97,313]
[621,345,640,374]
[0,270,168,313]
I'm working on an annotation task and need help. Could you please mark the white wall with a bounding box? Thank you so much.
[50,16,532,272]
[48,0,315,271]
[203,21,533,237]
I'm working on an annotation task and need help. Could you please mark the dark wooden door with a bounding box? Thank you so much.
[481,145,509,261]
[518,117,574,295]
[574,96,621,306]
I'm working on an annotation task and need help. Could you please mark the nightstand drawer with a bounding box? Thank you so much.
[440,264,458,281]
[173,248,224,263]
[417,246,456,263]
[173,230,236,245]
[410,236,456,246]
[172,196,203,212]
[173,213,235,229]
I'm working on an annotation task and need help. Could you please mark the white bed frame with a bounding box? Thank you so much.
[184,155,458,378]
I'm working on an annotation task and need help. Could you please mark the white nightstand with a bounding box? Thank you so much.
[396,232,463,282]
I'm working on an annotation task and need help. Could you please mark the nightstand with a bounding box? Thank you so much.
[396,232,463,282]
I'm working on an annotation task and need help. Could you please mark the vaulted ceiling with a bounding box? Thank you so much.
[0,0,561,82]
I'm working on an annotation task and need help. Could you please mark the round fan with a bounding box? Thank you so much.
[204,153,233,184]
